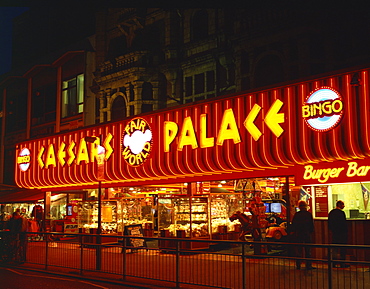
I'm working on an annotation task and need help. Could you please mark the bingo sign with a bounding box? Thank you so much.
[17,148,31,172]
[302,87,344,132]
[122,117,153,166]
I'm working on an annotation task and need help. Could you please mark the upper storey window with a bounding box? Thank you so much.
[62,74,84,118]
[192,10,208,41]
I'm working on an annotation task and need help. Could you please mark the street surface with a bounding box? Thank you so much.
[0,267,153,289]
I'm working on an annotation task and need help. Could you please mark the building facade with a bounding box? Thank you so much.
[2,7,370,250]
[3,7,370,185]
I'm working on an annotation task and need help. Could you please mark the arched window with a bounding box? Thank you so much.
[254,54,284,88]
[111,95,126,121]
[192,10,208,41]
[142,82,153,100]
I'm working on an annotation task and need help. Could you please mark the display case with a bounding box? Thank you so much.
[158,196,209,237]
[209,193,244,240]
[120,197,154,236]
[158,195,210,250]
[77,200,118,234]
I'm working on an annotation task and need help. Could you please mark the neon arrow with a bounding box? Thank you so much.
[264,99,285,137]
[244,104,262,141]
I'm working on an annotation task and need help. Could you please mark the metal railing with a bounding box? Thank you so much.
[1,231,370,289]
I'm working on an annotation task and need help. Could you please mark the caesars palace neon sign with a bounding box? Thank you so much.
[17,99,286,171]
[17,87,345,176]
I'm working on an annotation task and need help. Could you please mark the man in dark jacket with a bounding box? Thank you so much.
[291,200,315,270]
[328,200,350,268]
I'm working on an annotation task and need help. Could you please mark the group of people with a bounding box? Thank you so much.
[290,200,350,270]
[1,202,351,267]
[4,209,29,263]
[2,205,44,263]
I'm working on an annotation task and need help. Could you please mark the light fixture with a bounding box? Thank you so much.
[350,73,361,86]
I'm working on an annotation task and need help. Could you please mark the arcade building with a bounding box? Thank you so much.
[9,66,370,256]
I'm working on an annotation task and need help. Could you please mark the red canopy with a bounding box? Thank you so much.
[0,184,44,203]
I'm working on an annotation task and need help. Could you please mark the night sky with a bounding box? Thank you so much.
[0,6,29,75]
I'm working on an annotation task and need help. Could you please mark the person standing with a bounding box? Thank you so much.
[31,204,43,231]
[328,200,350,268]
[291,200,315,270]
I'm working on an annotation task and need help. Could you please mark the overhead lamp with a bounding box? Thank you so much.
[350,73,361,86]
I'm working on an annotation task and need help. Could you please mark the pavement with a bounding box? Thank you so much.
[1,236,370,289]
[0,266,165,289]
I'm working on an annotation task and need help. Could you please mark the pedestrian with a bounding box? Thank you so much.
[31,204,43,231]
[290,200,315,270]
[7,209,28,263]
[328,200,350,268]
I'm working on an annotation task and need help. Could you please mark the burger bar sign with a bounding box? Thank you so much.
[297,159,370,185]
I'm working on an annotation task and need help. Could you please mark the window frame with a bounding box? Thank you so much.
[61,73,84,118]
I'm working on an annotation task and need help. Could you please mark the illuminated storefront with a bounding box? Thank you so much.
[13,67,370,244]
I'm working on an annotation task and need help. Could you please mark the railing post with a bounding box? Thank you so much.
[327,245,332,289]
[80,233,84,275]
[122,236,127,281]
[242,242,246,289]
[96,233,102,270]
[45,233,49,270]
[176,238,180,288]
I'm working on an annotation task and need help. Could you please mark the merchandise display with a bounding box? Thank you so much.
[210,194,244,233]
[77,201,118,234]
[158,194,244,238]
[121,197,154,229]
[158,196,210,238]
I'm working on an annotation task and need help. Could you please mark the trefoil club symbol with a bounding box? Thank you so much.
[18,148,31,172]
[122,118,153,166]
[302,87,344,132]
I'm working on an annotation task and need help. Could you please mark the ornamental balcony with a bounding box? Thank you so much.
[95,51,156,79]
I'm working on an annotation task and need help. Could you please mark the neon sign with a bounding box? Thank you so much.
[164,100,285,152]
[18,148,31,172]
[122,118,153,166]
[302,161,370,184]
[14,68,370,190]
[36,134,113,168]
[302,87,343,132]
[164,109,241,152]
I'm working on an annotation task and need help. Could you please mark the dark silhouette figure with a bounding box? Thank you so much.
[291,200,315,270]
[328,200,350,268]
[7,210,28,263]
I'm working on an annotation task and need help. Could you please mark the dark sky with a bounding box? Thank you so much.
[0,6,29,75]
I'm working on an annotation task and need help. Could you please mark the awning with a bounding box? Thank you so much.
[0,184,44,203]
